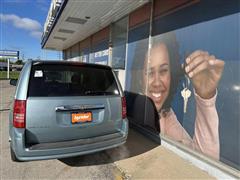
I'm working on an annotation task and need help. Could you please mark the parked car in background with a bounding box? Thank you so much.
[9,60,128,162]
[0,62,22,71]
[0,62,9,71]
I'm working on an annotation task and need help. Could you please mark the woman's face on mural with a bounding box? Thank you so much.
[143,43,171,112]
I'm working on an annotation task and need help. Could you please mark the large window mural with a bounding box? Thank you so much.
[126,12,239,170]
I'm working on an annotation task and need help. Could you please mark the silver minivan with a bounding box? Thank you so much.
[9,60,128,162]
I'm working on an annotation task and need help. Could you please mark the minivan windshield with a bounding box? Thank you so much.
[28,64,120,97]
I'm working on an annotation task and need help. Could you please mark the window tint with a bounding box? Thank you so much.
[28,64,120,97]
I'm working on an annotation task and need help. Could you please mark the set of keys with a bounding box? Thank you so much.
[181,75,192,113]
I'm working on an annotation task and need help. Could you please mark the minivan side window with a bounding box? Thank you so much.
[28,64,120,97]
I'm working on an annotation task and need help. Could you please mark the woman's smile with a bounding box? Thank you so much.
[143,43,171,111]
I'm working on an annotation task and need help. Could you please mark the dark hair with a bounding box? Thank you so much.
[130,32,183,112]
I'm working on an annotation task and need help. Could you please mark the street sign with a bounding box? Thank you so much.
[0,50,19,59]
[0,50,19,79]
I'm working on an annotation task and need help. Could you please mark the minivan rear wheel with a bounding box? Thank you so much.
[10,147,21,162]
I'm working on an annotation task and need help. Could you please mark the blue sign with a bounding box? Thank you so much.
[0,50,19,58]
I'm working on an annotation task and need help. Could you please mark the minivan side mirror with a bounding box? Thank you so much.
[10,79,18,86]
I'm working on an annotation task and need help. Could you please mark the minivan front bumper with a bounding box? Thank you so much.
[11,120,128,161]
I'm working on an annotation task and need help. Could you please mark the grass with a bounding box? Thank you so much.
[0,71,20,79]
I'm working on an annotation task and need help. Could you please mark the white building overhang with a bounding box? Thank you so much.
[41,0,149,51]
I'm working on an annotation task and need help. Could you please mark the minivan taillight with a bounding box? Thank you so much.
[13,100,26,128]
[121,96,127,119]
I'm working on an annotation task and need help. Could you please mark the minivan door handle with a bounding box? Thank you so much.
[55,104,105,112]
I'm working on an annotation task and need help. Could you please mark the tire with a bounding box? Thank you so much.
[10,147,21,162]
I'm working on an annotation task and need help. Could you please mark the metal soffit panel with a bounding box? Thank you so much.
[44,0,149,51]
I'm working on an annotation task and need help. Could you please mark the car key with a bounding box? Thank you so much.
[181,88,191,113]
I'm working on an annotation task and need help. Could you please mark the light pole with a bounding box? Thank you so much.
[7,58,10,79]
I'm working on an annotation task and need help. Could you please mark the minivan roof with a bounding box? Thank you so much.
[30,60,112,70]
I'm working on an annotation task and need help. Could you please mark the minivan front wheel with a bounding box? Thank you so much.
[10,147,21,162]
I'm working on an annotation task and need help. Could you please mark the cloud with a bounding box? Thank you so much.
[0,13,42,39]
[30,31,42,39]
[0,14,41,31]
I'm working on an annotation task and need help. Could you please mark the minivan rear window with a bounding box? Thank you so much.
[28,64,120,97]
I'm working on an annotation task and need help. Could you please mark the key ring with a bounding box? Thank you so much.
[183,74,190,89]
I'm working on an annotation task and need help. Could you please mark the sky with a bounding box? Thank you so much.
[0,0,62,61]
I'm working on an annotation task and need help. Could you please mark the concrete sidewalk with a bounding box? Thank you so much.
[107,129,215,179]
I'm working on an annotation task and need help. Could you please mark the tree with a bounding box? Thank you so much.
[0,58,7,62]
[15,59,23,65]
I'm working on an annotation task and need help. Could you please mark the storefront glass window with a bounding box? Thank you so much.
[112,16,128,69]
[125,0,240,170]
